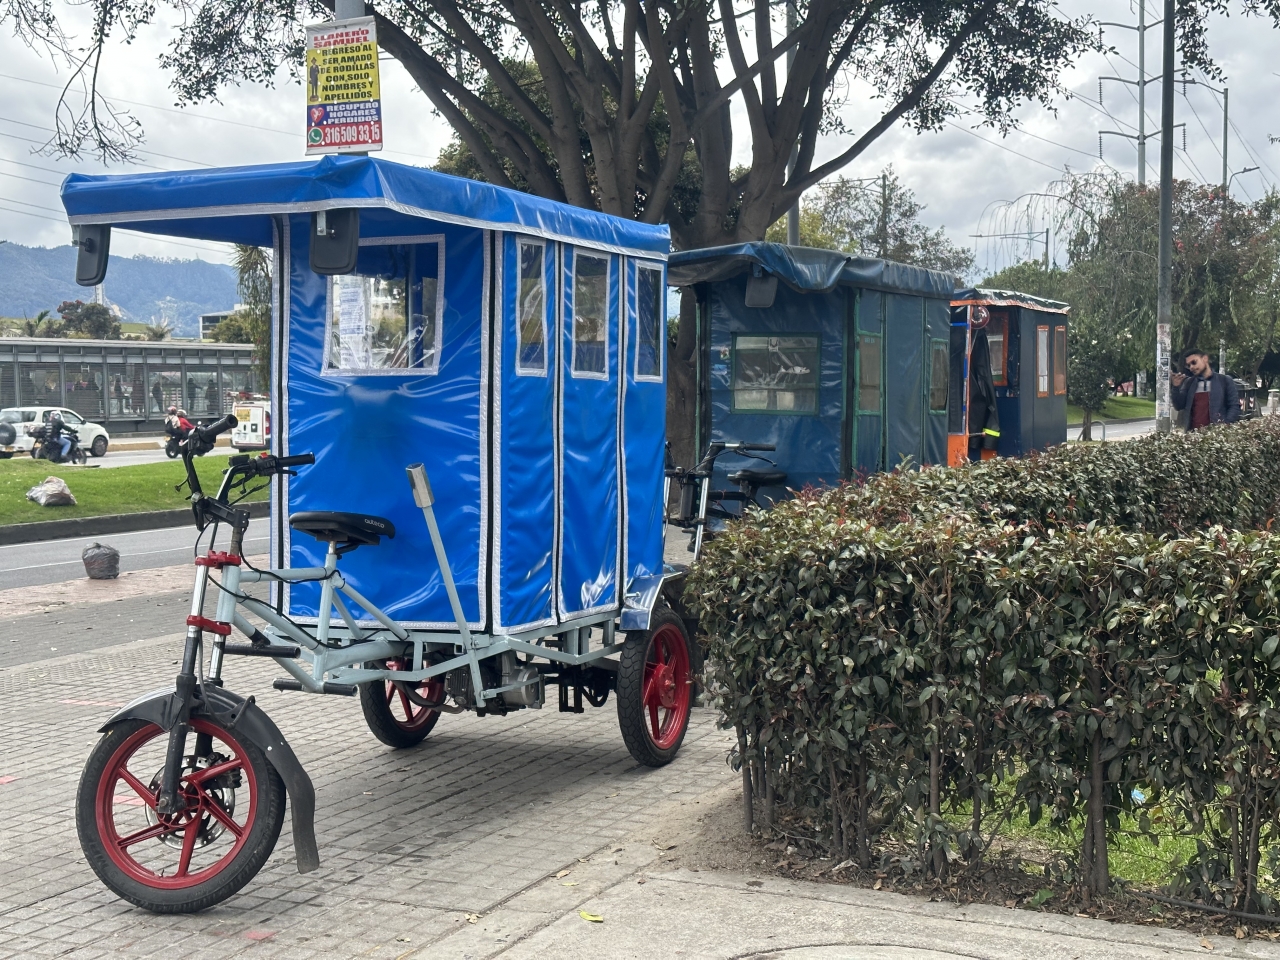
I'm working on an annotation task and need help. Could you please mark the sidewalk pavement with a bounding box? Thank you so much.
[3,582,1279,958]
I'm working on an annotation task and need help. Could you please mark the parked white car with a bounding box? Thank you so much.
[0,407,112,458]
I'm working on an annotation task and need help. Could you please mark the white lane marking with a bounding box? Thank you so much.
[1,537,271,573]
[0,518,269,551]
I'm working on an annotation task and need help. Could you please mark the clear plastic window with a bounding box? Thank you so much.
[517,240,547,375]
[929,340,949,413]
[1054,326,1067,395]
[987,313,1008,385]
[572,254,609,377]
[1036,325,1050,397]
[325,241,443,375]
[635,265,663,380]
[732,335,819,413]
[857,334,881,414]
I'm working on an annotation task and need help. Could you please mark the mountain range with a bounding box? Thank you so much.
[0,242,238,337]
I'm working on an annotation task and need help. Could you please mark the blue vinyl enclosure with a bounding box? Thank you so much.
[667,244,957,493]
[61,156,669,635]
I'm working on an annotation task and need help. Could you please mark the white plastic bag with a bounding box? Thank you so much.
[82,543,120,580]
[26,476,77,507]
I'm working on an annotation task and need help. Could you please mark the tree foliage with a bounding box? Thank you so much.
[983,173,1280,395]
[763,166,974,276]
[55,299,121,339]
[227,243,273,388]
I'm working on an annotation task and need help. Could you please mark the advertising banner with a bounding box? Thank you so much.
[305,16,383,154]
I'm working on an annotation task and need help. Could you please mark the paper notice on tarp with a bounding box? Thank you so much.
[305,16,383,154]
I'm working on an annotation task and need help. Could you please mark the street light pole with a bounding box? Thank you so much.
[1156,0,1175,435]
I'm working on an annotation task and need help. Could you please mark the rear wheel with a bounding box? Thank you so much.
[360,658,444,748]
[617,606,693,767]
[76,717,285,913]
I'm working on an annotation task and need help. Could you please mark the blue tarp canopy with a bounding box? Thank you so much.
[60,155,668,259]
[667,242,955,298]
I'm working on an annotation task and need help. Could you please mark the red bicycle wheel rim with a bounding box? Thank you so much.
[95,718,258,890]
[640,623,692,750]
[385,659,444,732]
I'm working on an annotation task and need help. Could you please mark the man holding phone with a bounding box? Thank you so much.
[1172,349,1240,430]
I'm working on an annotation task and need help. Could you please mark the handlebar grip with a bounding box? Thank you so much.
[732,442,776,452]
[196,414,238,443]
[277,453,316,468]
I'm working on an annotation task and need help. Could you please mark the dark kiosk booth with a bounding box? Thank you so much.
[948,288,1069,464]
[667,243,958,495]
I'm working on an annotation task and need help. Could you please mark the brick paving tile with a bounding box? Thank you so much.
[0,627,734,958]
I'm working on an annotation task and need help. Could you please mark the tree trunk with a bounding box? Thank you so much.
[666,287,699,478]
[1085,664,1108,897]
[1081,407,1093,442]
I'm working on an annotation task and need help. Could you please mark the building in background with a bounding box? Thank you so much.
[199,305,244,341]
[0,337,260,433]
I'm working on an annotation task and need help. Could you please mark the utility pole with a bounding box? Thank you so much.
[877,173,889,259]
[785,0,799,245]
[1043,227,1050,269]
[1100,5,1161,184]
[1156,0,1175,435]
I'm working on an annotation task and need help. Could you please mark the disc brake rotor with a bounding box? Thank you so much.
[143,753,238,849]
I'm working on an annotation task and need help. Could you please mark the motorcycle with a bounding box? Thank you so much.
[30,424,88,465]
[164,420,191,458]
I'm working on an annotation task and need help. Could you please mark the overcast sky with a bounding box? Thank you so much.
[0,0,1276,281]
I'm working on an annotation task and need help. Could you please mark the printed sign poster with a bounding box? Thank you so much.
[305,16,383,154]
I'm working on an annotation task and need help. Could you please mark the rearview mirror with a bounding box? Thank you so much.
[310,208,360,275]
[73,224,111,286]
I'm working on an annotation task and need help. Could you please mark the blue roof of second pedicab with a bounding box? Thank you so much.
[59,154,669,259]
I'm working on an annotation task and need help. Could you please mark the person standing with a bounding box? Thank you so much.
[1172,349,1240,429]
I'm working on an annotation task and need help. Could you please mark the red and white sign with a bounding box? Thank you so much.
[304,17,383,155]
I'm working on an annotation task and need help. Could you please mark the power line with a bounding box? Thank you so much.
[0,72,301,140]
[0,193,65,214]
[942,120,1065,173]
[0,169,63,188]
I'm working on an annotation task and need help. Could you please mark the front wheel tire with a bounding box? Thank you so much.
[617,606,694,767]
[91,436,108,457]
[76,717,285,913]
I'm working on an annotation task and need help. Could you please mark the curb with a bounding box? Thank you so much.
[0,500,270,546]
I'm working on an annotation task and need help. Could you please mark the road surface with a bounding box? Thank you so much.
[0,516,271,590]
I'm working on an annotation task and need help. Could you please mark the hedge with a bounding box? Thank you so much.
[688,418,1280,910]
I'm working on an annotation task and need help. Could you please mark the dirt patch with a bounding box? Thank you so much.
[650,783,1280,943]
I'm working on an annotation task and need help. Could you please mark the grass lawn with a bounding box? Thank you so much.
[1067,395,1156,425]
[0,455,266,526]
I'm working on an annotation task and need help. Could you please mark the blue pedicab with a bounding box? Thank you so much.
[61,156,689,913]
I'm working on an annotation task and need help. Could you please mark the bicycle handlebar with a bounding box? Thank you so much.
[722,442,775,452]
[196,414,238,444]
[276,453,316,469]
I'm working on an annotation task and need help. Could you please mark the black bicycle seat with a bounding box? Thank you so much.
[289,511,395,551]
[728,468,788,488]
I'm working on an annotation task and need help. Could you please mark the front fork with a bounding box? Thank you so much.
[156,513,249,817]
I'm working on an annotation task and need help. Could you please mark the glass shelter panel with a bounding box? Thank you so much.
[107,362,147,418]
[65,362,104,420]
[184,365,221,417]
[148,367,183,416]
[732,335,819,413]
[987,312,1008,385]
[19,363,62,407]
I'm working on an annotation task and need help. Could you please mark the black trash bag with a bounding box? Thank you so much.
[82,542,120,580]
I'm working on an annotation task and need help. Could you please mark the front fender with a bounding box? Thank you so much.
[101,686,320,874]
